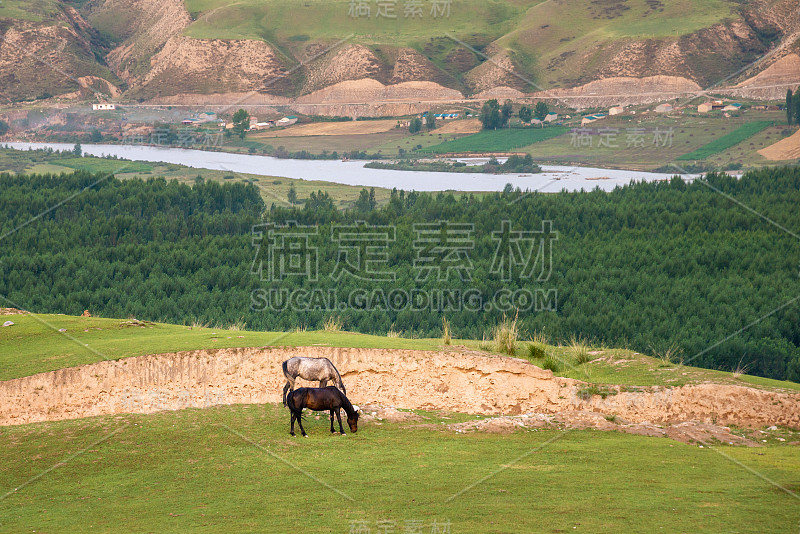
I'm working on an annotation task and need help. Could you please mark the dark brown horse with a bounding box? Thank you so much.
[286,386,359,437]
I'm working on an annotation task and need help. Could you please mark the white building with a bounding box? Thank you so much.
[277,116,298,126]
[609,106,624,116]
[92,103,116,111]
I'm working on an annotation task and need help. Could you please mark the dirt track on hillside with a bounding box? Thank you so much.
[1,347,798,434]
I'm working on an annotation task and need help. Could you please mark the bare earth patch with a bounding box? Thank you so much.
[253,119,400,138]
[758,129,800,161]
[448,412,760,446]
[434,118,482,135]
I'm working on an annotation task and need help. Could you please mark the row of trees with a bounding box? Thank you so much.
[408,113,438,134]
[2,168,799,381]
[480,100,550,130]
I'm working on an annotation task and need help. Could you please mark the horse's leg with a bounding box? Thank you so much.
[329,410,336,433]
[335,409,345,435]
[290,412,296,437]
[296,410,308,437]
[319,379,327,388]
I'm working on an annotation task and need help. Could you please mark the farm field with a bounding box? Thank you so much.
[224,130,411,155]
[759,129,800,161]
[677,121,774,161]
[419,126,571,154]
[518,112,791,170]
[252,119,401,137]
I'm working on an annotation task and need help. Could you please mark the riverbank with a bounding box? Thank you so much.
[3,142,687,192]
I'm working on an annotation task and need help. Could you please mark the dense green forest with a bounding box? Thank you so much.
[1,168,799,381]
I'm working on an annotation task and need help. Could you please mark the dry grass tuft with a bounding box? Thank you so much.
[492,312,519,355]
[442,316,452,345]
[322,315,344,333]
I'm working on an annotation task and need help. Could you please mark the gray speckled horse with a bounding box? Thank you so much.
[282,357,346,406]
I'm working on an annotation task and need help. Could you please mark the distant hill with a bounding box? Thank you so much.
[0,0,798,105]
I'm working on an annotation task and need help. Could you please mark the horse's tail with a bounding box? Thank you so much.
[332,362,346,396]
[286,388,300,416]
[282,359,290,381]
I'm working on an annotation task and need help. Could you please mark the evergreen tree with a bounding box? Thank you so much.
[518,106,532,123]
[787,89,793,126]
[501,100,513,127]
[534,101,549,121]
[794,93,800,126]
[480,100,501,130]
[72,142,82,157]
[232,109,250,139]
[355,188,371,211]
[287,185,297,206]
[425,113,436,130]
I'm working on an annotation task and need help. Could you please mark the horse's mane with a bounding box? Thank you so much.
[339,390,356,417]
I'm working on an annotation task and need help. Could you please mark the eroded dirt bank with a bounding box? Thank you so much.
[1,346,798,430]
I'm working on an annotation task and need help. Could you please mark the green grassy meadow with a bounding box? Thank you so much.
[183,0,528,47]
[1,404,798,533]
[1,313,799,532]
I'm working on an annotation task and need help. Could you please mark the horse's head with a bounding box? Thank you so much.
[347,410,359,433]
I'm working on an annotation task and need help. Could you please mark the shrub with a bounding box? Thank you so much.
[527,344,546,359]
[542,356,560,373]
[576,384,618,400]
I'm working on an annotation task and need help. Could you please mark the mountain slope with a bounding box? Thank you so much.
[0,0,797,103]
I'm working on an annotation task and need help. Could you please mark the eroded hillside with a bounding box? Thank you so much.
[0,0,797,104]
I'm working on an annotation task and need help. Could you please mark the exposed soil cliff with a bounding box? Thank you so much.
[531,75,702,109]
[1,346,797,432]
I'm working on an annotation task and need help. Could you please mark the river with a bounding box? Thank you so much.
[5,142,688,192]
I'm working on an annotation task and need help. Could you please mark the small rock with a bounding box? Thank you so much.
[767,425,778,431]
[58,328,66,332]
[2,321,14,327]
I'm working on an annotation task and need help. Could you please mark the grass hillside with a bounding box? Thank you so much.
[3,313,799,394]
[180,0,753,90]
[1,403,798,533]
[1,312,799,533]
